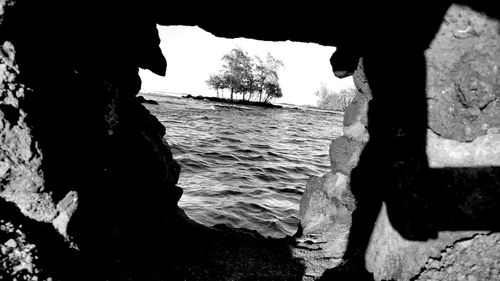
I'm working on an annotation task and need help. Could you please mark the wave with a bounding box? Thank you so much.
[150,95,343,238]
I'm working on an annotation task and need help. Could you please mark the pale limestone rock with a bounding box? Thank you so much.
[53,191,78,238]
[427,130,500,168]
[329,136,364,175]
[343,122,369,143]
[365,203,481,281]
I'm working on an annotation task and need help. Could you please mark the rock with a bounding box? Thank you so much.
[53,191,78,238]
[425,4,500,142]
[427,129,500,167]
[1,3,183,278]
[0,218,50,280]
[136,95,159,105]
[0,41,58,223]
[329,136,364,175]
[295,171,352,278]
[299,176,337,234]
[343,122,369,142]
[292,223,349,278]
[330,46,360,78]
[365,203,483,281]
[343,99,369,127]
[299,172,354,235]
[352,57,372,101]
[414,233,500,281]
[4,238,16,248]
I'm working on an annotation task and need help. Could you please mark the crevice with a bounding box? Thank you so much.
[0,104,19,127]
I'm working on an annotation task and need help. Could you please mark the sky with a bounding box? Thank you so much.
[139,25,354,106]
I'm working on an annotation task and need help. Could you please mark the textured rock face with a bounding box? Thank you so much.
[1,219,47,281]
[426,4,500,141]
[0,41,58,223]
[1,1,183,279]
[365,204,481,281]
[427,129,500,167]
[415,233,500,281]
[294,59,370,279]
[361,4,500,281]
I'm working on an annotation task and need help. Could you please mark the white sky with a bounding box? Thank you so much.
[139,25,354,106]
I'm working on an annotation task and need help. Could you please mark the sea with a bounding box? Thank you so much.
[141,92,344,238]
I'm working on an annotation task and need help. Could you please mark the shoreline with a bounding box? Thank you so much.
[183,94,284,109]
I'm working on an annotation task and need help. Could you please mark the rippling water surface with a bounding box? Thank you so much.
[142,93,343,238]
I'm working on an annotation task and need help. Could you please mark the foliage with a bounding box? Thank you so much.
[206,74,226,98]
[315,83,356,111]
[206,47,284,103]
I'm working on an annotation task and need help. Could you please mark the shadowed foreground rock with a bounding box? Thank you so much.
[314,4,500,281]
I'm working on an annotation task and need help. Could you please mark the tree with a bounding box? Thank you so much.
[315,84,356,111]
[205,47,284,104]
[253,53,283,103]
[206,73,226,98]
[221,47,254,100]
[263,81,283,103]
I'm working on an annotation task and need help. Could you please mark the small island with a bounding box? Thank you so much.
[182,94,283,108]
[200,47,284,109]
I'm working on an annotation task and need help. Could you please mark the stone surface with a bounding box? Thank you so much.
[299,172,354,235]
[0,2,183,278]
[1,218,52,281]
[53,191,78,238]
[343,99,369,127]
[299,176,337,234]
[365,203,482,281]
[425,4,500,142]
[361,5,500,280]
[329,136,364,175]
[415,233,500,281]
[351,58,372,103]
[0,41,58,223]
[427,129,500,167]
[343,122,369,143]
[293,224,349,280]
[296,171,354,279]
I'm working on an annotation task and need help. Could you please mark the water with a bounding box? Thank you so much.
[141,93,344,238]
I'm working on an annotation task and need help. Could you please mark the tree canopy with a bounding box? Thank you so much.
[206,47,284,103]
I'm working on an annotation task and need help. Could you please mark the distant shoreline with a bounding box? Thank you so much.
[139,92,344,114]
[182,94,284,109]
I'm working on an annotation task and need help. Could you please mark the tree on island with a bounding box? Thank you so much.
[315,83,356,111]
[206,74,225,98]
[206,47,284,103]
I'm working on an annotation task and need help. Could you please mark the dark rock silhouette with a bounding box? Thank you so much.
[136,95,159,105]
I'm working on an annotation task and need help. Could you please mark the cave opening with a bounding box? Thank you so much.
[3,2,500,280]
[139,25,354,238]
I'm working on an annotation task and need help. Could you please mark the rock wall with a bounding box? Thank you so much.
[365,5,500,281]
[293,58,370,279]
[299,3,500,281]
[1,1,183,279]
